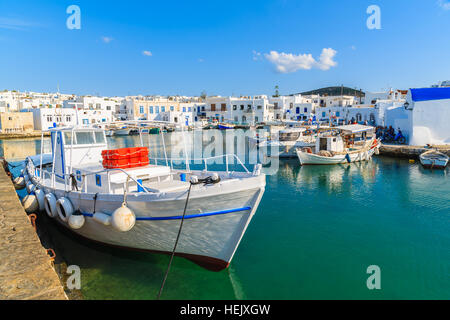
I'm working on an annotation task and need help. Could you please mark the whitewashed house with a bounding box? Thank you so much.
[25,108,77,130]
[403,87,450,145]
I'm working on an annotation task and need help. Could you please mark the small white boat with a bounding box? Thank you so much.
[250,126,316,158]
[296,124,381,165]
[419,150,449,169]
[114,127,132,136]
[218,123,235,130]
[23,124,266,271]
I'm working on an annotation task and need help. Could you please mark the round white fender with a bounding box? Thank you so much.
[13,176,26,190]
[22,194,39,214]
[34,188,45,212]
[56,197,74,223]
[68,212,85,230]
[44,193,58,218]
[26,182,36,194]
[111,204,136,232]
[93,212,112,226]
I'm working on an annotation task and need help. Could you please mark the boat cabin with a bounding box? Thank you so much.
[48,127,176,194]
[315,124,375,153]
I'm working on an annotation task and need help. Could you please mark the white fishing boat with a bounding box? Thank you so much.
[250,126,316,158]
[21,124,266,271]
[114,127,132,136]
[296,124,381,165]
[419,149,449,169]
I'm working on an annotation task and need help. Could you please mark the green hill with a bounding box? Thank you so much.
[296,86,365,97]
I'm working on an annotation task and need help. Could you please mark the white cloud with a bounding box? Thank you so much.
[252,50,262,61]
[438,0,450,10]
[101,36,113,43]
[264,48,338,73]
[142,50,152,56]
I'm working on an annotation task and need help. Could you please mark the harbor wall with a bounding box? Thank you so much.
[0,161,67,300]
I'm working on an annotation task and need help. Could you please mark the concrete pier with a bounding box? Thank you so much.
[0,163,67,300]
[379,144,450,159]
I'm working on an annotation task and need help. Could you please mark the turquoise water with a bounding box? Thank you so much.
[2,132,449,300]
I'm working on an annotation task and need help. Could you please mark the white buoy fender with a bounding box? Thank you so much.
[34,189,45,212]
[68,212,85,230]
[22,194,39,214]
[56,197,74,223]
[111,204,136,232]
[26,182,36,194]
[13,176,26,190]
[93,212,112,226]
[44,193,58,218]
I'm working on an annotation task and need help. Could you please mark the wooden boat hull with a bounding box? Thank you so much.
[419,151,449,169]
[296,141,379,165]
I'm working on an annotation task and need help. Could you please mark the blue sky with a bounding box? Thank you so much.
[1,0,450,96]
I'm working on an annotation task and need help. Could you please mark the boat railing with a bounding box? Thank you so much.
[31,162,150,194]
[29,153,252,194]
[148,153,251,174]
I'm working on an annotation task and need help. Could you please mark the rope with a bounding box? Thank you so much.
[70,173,78,191]
[157,182,193,300]
[92,193,99,214]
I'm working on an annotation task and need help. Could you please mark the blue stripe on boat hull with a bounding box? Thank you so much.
[82,206,252,221]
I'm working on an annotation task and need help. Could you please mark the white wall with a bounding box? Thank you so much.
[410,99,450,145]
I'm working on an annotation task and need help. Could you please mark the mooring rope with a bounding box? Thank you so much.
[157,181,193,300]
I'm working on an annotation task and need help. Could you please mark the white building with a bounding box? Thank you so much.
[402,87,450,145]
[202,96,275,124]
[25,108,77,130]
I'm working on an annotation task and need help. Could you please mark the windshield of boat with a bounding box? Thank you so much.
[62,130,106,145]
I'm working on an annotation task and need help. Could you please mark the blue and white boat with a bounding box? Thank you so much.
[218,123,235,130]
[21,124,266,271]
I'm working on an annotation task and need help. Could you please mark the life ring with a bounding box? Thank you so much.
[44,193,58,218]
[56,197,74,223]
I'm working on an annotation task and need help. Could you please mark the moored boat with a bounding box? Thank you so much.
[23,124,266,271]
[296,124,381,165]
[419,149,449,169]
[218,123,235,130]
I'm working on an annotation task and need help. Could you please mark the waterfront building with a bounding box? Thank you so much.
[125,97,202,126]
[403,86,450,145]
[25,108,77,130]
[0,112,34,133]
[63,96,119,122]
[203,96,274,124]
